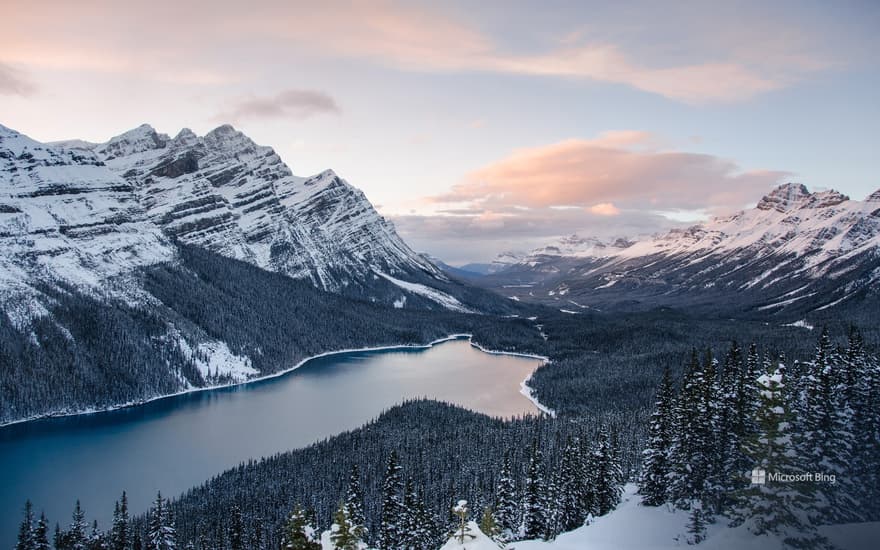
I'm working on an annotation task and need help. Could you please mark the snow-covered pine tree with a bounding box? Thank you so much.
[344,465,366,540]
[708,342,742,514]
[577,436,597,519]
[592,426,623,516]
[110,493,129,550]
[400,479,420,549]
[34,513,50,550]
[16,500,35,550]
[280,505,321,550]
[493,451,518,541]
[88,520,107,550]
[478,507,500,541]
[669,350,714,508]
[843,326,877,519]
[639,368,675,506]
[379,450,404,550]
[69,501,89,550]
[740,359,824,548]
[799,327,855,523]
[329,502,365,550]
[544,468,562,540]
[558,437,585,529]
[521,441,548,540]
[407,489,437,549]
[452,500,475,544]
[147,492,177,550]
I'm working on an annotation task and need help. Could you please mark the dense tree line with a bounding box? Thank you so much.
[638,327,880,547]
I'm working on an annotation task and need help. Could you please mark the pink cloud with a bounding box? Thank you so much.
[589,203,621,216]
[0,0,836,104]
[437,132,790,212]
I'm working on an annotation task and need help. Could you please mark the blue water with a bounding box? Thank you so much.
[0,337,542,544]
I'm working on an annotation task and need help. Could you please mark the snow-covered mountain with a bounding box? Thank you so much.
[2,122,510,320]
[90,123,442,292]
[479,183,880,315]
[0,124,176,327]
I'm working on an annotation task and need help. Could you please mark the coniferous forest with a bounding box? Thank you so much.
[13,313,879,549]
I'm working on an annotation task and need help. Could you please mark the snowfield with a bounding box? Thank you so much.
[513,485,876,550]
[376,271,474,313]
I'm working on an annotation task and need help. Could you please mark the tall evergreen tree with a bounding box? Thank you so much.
[521,441,548,540]
[69,501,89,550]
[16,500,36,550]
[740,359,824,548]
[330,502,365,550]
[639,368,675,506]
[34,512,50,550]
[280,506,320,550]
[146,492,176,550]
[111,492,130,550]
[592,426,623,516]
[344,465,366,540]
[493,451,518,541]
[557,437,584,530]
[379,451,404,550]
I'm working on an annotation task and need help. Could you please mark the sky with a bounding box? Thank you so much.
[1,0,878,265]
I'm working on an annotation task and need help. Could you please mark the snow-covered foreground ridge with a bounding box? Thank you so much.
[313,485,876,550]
[0,334,550,428]
[414,485,874,550]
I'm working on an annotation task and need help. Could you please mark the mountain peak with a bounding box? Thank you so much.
[866,188,880,203]
[756,183,811,212]
[99,124,166,158]
[206,124,238,138]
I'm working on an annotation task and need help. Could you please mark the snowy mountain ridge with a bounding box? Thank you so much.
[480,183,880,315]
[92,123,442,291]
[0,124,176,327]
[1,122,478,327]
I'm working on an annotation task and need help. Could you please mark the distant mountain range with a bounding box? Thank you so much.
[467,183,880,316]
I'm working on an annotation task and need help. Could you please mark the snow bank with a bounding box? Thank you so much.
[375,271,474,313]
[439,522,501,550]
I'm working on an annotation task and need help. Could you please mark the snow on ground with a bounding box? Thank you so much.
[177,337,258,383]
[819,522,880,550]
[439,522,502,550]
[376,271,474,313]
[513,484,877,550]
[783,319,814,330]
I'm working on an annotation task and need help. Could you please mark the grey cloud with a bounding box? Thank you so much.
[220,89,340,121]
[0,63,36,96]
[391,207,681,265]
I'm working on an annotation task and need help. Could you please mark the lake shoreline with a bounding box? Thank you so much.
[1,333,552,429]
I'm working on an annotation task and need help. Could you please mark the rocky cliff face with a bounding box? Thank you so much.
[0,124,175,327]
[94,124,440,291]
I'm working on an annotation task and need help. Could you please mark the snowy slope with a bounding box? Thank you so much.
[513,485,875,550]
[0,124,175,326]
[480,184,880,315]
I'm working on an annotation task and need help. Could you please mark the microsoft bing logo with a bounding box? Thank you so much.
[750,468,767,485]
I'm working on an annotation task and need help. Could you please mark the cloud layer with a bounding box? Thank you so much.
[218,89,340,122]
[439,131,789,213]
[0,1,840,104]
[0,63,35,96]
